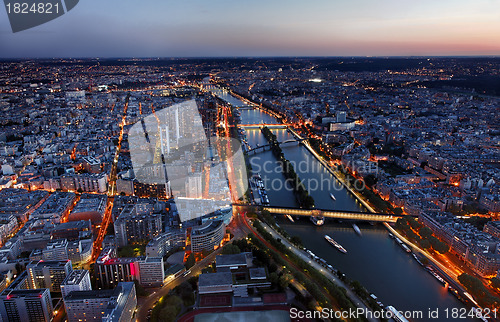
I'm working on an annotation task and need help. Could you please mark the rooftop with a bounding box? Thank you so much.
[64,289,114,301]
[192,220,223,236]
[72,194,106,214]
[249,267,267,280]
[1,288,49,299]
[198,272,233,287]
[216,252,252,268]
[52,220,91,231]
[27,259,71,268]
[62,269,89,286]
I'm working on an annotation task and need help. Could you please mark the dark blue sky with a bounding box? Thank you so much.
[1,0,499,58]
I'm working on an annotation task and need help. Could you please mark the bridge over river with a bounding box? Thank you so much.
[238,124,287,129]
[244,137,309,155]
[262,206,401,223]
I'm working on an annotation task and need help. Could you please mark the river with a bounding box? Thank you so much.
[211,88,475,321]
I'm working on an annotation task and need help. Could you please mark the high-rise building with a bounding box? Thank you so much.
[4,271,29,291]
[138,257,165,287]
[26,260,73,292]
[66,239,93,264]
[61,270,92,298]
[114,204,162,247]
[0,289,53,322]
[185,173,202,198]
[102,282,137,322]
[190,220,225,253]
[95,257,138,289]
[146,229,186,258]
[64,282,136,322]
[0,271,13,294]
[95,247,165,289]
[42,239,69,261]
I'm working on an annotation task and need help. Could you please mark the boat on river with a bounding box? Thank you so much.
[310,216,324,226]
[352,224,362,236]
[325,235,347,253]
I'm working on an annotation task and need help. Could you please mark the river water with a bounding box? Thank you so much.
[212,88,474,321]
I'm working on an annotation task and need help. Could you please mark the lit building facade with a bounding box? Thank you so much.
[26,260,73,292]
[0,289,53,322]
[190,220,225,253]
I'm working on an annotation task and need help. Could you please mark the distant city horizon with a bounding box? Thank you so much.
[1,55,500,60]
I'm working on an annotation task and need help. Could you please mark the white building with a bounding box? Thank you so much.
[61,173,107,193]
[191,220,225,253]
[43,239,70,261]
[138,257,165,287]
[185,173,203,199]
[146,230,186,258]
[61,269,92,298]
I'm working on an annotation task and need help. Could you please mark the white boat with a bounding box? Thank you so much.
[285,214,295,223]
[412,253,423,266]
[400,243,411,253]
[386,306,409,322]
[426,266,446,286]
[325,235,347,253]
[352,224,362,236]
[395,237,411,253]
[330,193,336,201]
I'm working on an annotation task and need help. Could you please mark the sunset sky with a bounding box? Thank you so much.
[1,0,499,57]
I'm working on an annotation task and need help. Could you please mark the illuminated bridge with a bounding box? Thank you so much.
[245,138,309,155]
[238,124,288,129]
[262,206,400,223]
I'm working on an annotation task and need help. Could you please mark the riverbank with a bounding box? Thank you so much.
[290,123,488,312]
[383,224,478,306]
[260,126,315,209]
[215,85,477,320]
[286,126,376,213]
[253,219,381,322]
